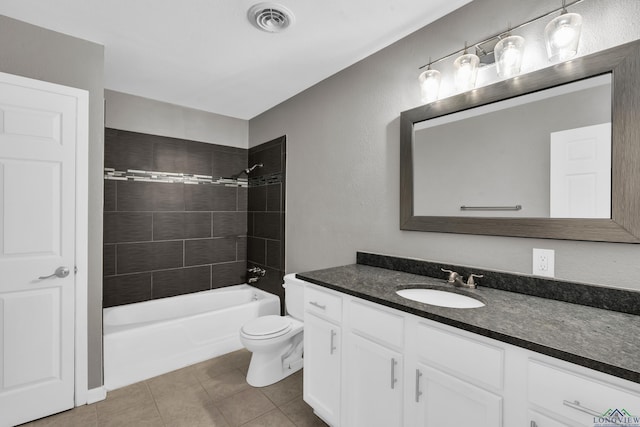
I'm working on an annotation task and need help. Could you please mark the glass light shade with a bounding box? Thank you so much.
[419,69,441,103]
[544,12,582,61]
[454,52,480,91]
[495,35,525,78]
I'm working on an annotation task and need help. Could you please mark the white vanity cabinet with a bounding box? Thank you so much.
[528,410,572,427]
[303,285,342,426]
[345,300,405,427]
[413,364,502,426]
[302,283,640,427]
[526,358,640,427]
[407,319,504,427]
[345,334,404,426]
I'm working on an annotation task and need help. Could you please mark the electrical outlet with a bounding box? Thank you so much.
[532,248,555,277]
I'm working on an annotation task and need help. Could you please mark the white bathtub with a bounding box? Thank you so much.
[103,284,280,390]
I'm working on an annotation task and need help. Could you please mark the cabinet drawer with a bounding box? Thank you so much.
[415,321,504,391]
[348,299,404,349]
[528,359,640,425]
[528,410,570,427]
[304,285,342,322]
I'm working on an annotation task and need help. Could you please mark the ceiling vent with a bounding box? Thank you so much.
[248,3,295,33]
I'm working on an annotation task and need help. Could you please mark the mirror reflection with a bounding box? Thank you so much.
[412,74,611,218]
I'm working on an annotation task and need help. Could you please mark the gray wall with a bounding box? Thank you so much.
[105,90,248,148]
[0,15,105,388]
[249,0,640,290]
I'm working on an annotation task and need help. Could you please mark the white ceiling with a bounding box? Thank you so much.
[0,0,471,119]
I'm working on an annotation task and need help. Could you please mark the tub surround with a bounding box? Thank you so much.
[103,130,289,309]
[247,136,287,313]
[297,252,640,384]
[103,128,248,307]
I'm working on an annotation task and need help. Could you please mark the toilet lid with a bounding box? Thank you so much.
[241,315,291,337]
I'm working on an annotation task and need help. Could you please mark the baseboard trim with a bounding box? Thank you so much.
[86,386,107,404]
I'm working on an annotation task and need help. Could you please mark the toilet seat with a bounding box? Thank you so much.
[241,315,292,339]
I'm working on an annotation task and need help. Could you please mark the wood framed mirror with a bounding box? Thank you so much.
[400,40,640,243]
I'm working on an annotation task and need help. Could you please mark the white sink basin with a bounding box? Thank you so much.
[396,288,485,309]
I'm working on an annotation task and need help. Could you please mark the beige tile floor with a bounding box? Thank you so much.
[22,349,328,427]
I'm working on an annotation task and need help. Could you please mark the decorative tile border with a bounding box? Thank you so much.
[249,172,283,187]
[104,168,249,187]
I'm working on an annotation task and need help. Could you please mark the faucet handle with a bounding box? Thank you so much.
[467,274,484,286]
[247,266,266,276]
[441,268,460,282]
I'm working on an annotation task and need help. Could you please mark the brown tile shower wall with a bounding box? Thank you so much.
[103,128,248,308]
[247,136,287,313]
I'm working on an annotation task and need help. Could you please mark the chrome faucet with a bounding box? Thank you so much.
[247,267,265,284]
[441,268,483,289]
[247,266,266,277]
[441,268,466,287]
[466,273,484,287]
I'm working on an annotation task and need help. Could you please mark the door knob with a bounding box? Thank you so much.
[38,266,70,280]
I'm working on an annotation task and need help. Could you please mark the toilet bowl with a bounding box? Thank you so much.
[240,273,305,387]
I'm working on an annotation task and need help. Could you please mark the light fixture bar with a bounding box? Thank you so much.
[418,0,585,70]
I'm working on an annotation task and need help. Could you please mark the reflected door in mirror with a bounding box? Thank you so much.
[550,123,611,218]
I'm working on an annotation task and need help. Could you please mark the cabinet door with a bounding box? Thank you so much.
[414,363,502,427]
[346,333,403,427]
[303,313,341,426]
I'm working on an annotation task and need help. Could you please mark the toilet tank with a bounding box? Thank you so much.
[283,273,306,320]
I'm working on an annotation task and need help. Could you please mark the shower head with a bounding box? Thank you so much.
[246,163,263,174]
[230,163,263,179]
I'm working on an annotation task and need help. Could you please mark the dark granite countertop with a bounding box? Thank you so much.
[297,263,640,384]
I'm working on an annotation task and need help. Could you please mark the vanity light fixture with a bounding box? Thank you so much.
[495,34,526,78]
[418,58,441,102]
[417,0,585,102]
[453,44,480,91]
[544,0,583,61]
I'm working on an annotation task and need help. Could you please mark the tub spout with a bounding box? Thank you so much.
[248,267,266,276]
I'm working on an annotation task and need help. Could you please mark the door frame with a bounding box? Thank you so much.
[0,71,90,406]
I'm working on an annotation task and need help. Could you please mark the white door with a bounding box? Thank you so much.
[346,333,403,427]
[0,72,84,426]
[549,123,611,218]
[303,313,341,426]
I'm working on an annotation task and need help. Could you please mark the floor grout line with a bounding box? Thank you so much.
[143,380,167,427]
[26,350,324,427]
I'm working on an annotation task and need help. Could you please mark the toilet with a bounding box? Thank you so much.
[240,273,305,387]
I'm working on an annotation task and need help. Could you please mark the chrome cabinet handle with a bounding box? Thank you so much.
[330,330,337,355]
[391,358,398,389]
[415,369,423,402]
[309,301,326,310]
[563,400,614,421]
[38,266,70,280]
